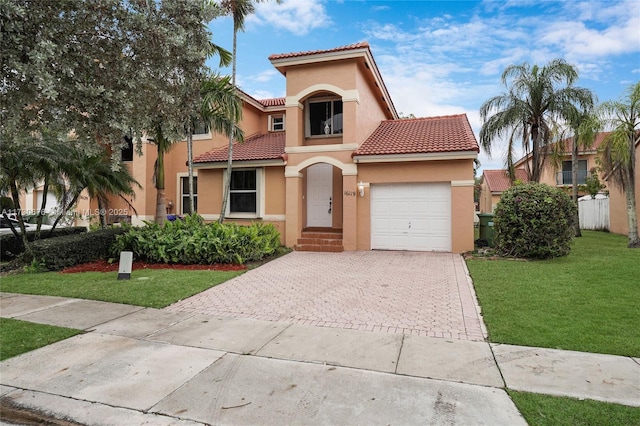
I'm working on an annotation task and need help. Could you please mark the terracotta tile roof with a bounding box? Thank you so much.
[259,97,285,107]
[193,132,285,164]
[483,169,529,193]
[268,42,370,61]
[354,114,479,157]
[556,131,610,152]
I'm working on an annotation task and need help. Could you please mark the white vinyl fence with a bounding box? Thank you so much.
[578,194,609,231]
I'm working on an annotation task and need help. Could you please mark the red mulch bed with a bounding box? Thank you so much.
[60,259,246,273]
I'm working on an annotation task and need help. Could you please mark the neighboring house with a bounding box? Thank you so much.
[483,132,639,237]
[478,169,529,212]
[606,138,640,236]
[102,42,480,253]
[513,133,609,191]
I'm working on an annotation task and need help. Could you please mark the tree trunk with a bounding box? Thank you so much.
[219,29,238,224]
[9,180,32,261]
[98,197,107,229]
[623,174,639,247]
[155,137,166,225]
[572,135,582,237]
[35,175,50,239]
[187,125,195,215]
[530,124,542,182]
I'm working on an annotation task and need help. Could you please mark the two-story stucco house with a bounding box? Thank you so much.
[98,42,480,253]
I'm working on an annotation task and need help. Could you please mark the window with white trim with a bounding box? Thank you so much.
[230,169,257,214]
[181,176,197,214]
[269,114,285,132]
[307,98,343,136]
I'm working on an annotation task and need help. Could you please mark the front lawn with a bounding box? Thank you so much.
[508,391,640,426]
[0,269,244,308]
[0,318,82,361]
[466,231,640,357]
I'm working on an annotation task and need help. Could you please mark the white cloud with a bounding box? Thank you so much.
[248,0,331,36]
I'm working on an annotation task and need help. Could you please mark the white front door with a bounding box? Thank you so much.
[307,163,333,227]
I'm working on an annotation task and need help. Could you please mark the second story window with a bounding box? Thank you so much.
[192,120,209,135]
[269,115,285,131]
[307,98,343,137]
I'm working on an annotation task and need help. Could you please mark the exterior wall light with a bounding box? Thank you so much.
[358,181,365,197]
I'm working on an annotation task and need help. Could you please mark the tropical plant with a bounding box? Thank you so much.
[184,74,244,214]
[554,106,600,236]
[58,147,141,230]
[0,132,70,254]
[598,82,640,248]
[113,215,281,264]
[218,0,280,223]
[480,59,594,183]
[493,183,577,259]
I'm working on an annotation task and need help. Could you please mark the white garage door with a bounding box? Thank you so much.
[371,183,451,251]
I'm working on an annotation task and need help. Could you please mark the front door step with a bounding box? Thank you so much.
[295,228,343,252]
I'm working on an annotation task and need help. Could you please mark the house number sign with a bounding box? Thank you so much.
[344,190,357,197]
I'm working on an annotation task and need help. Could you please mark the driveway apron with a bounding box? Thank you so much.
[167,251,486,341]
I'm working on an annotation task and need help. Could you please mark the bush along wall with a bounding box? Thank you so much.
[18,227,128,271]
[1,226,87,262]
[493,182,577,259]
[112,214,282,265]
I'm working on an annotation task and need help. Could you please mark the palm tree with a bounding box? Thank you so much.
[59,147,141,230]
[557,106,600,237]
[218,0,280,223]
[184,74,243,214]
[480,59,594,182]
[599,82,640,248]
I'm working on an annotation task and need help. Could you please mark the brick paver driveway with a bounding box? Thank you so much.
[167,251,487,341]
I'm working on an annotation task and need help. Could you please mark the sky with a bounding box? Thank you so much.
[207,0,640,173]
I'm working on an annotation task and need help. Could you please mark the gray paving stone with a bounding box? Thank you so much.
[147,314,289,354]
[14,299,143,330]
[397,335,503,387]
[493,344,640,407]
[152,353,527,426]
[256,323,402,372]
[90,308,196,338]
[0,333,223,411]
[0,293,74,318]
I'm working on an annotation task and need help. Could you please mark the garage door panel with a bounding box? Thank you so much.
[371,183,451,252]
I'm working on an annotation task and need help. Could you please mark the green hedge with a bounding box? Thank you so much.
[19,227,128,271]
[112,215,281,265]
[493,182,577,259]
[1,226,87,261]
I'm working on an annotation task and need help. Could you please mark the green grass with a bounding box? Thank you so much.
[466,231,640,356]
[0,269,244,308]
[0,318,82,361]
[508,391,640,426]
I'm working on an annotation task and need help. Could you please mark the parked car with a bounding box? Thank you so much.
[0,217,53,235]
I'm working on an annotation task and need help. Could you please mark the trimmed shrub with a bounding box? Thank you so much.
[18,227,128,271]
[1,226,87,261]
[493,182,577,259]
[112,214,282,265]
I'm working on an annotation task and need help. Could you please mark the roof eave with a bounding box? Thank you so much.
[353,150,478,163]
[194,159,286,169]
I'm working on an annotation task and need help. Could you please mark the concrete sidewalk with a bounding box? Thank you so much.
[1,293,638,425]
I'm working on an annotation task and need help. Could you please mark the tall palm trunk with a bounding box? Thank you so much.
[623,135,639,247]
[155,130,167,225]
[187,124,195,214]
[9,181,32,260]
[571,135,582,237]
[219,28,238,224]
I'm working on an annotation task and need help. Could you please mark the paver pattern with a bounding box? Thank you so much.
[167,251,486,341]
